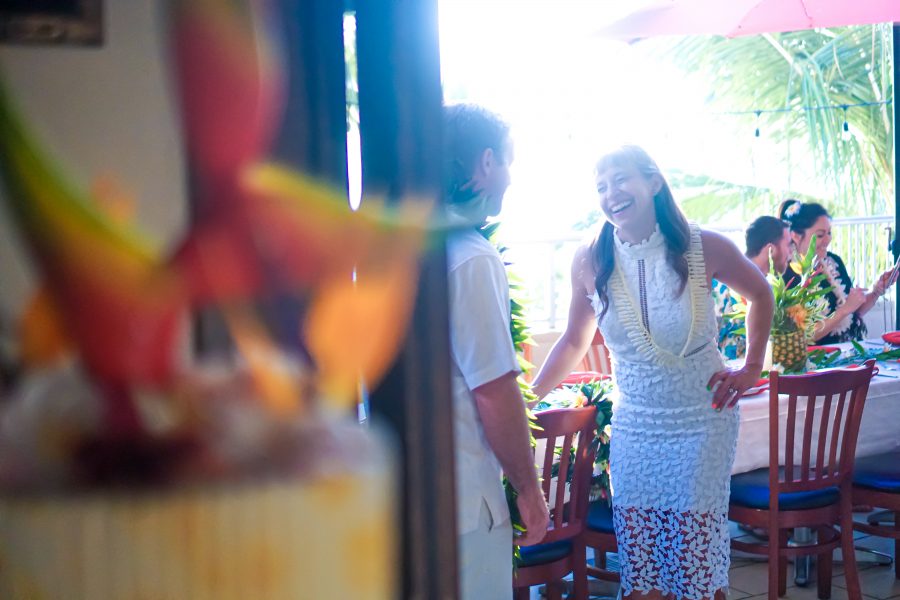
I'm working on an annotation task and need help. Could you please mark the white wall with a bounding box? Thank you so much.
[0,3,187,320]
[863,298,896,338]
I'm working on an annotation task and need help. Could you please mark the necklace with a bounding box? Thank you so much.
[608,224,709,367]
[820,255,853,335]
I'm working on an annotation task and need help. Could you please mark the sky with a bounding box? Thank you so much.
[435,0,813,328]
[441,2,695,238]
[436,0,842,242]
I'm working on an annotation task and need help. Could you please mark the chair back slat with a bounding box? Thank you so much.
[540,434,555,500]
[827,390,847,479]
[553,433,575,529]
[531,406,598,545]
[799,391,818,479]
[783,393,798,482]
[814,392,834,479]
[842,386,868,472]
[769,360,874,496]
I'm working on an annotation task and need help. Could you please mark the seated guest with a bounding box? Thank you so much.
[779,199,897,344]
[745,215,791,275]
[715,216,792,358]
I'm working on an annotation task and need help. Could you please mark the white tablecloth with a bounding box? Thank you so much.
[733,340,900,474]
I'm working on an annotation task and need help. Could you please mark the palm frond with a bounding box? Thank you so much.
[640,25,893,220]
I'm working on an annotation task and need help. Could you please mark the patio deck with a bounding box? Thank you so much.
[529,511,899,599]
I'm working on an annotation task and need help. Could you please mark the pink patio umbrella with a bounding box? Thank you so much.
[598,0,900,41]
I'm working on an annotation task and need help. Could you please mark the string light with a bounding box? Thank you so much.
[709,99,891,140]
[713,98,891,117]
[841,106,852,142]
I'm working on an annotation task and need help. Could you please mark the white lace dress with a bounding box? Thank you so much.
[592,224,738,599]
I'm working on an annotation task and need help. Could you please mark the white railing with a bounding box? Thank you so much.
[505,216,895,332]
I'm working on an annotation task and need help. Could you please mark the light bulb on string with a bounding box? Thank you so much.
[754,110,761,138]
[841,106,851,142]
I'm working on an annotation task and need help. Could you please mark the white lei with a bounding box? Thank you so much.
[608,224,708,367]
[821,254,853,335]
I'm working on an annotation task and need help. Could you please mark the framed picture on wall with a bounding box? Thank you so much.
[0,0,102,46]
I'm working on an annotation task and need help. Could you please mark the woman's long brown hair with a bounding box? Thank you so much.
[591,145,691,323]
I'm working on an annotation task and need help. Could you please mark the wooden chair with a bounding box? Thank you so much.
[514,405,598,600]
[557,370,619,591]
[852,449,900,579]
[729,360,875,599]
[577,329,612,376]
[557,362,617,592]
[576,497,619,589]
[560,371,609,386]
[522,328,612,382]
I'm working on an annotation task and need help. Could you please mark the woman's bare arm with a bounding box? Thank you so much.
[531,245,598,399]
[702,230,774,408]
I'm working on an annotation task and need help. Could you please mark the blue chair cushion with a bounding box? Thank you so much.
[518,540,572,568]
[586,500,615,534]
[730,467,839,510]
[854,451,900,493]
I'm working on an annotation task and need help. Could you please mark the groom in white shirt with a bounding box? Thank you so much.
[443,103,549,599]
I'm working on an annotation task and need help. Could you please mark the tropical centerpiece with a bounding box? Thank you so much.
[729,235,832,373]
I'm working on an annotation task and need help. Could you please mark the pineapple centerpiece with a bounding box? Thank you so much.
[729,235,831,373]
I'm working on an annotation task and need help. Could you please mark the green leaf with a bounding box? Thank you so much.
[628,26,895,223]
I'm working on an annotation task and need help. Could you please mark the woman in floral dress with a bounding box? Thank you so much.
[778,199,897,344]
[533,146,774,599]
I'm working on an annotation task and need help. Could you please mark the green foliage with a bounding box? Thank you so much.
[728,235,832,337]
[667,171,826,226]
[647,25,893,221]
[809,340,900,369]
[572,27,893,232]
[773,236,833,336]
[534,378,615,504]
[480,222,538,405]
[483,224,618,563]
[481,222,537,564]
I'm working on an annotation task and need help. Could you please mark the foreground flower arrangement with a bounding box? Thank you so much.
[0,1,426,597]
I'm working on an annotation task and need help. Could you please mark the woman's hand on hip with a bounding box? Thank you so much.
[707,362,763,411]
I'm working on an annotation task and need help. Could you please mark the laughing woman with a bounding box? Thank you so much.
[778,199,898,344]
[532,146,773,600]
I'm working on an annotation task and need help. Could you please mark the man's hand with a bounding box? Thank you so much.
[514,487,550,547]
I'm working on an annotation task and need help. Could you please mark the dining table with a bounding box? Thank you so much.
[733,339,900,475]
[730,338,900,583]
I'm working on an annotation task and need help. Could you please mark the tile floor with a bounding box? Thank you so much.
[529,514,898,599]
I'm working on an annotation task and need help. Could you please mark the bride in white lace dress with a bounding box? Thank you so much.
[533,146,773,600]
